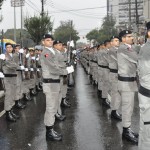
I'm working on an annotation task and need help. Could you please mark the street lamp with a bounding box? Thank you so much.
[11,0,25,43]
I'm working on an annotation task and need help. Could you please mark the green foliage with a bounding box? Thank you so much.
[86,15,118,43]
[54,20,80,43]
[86,29,99,41]
[3,29,35,47]
[24,13,53,44]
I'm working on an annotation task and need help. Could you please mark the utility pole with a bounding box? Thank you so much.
[107,0,109,18]
[41,0,44,17]
[135,0,139,26]
[11,0,25,43]
[128,0,131,30]
[20,4,23,47]
[1,29,4,54]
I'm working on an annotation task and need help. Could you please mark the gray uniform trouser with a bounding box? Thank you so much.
[109,72,121,110]
[14,72,23,100]
[57,77,63,115]
[43,82,60,126]
[4,77,17,111]
[121,91,135,127]
[22,79,30,94]
[98,66,103,91]
[101,68,110,99]
[138,93,150,150]
[62,76,68,98]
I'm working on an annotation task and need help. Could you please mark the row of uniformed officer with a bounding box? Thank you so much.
[80,29,140,144]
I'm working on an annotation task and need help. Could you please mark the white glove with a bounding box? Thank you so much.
[20,65,25,70]
[36,57,39,61]
[19,49,24,53]
[26,53,30,58]
[25,68,28,71]
[30,68,34,71]
[0,72,4,78]
[31,56,35,60]
[66,66,74,74]
[0,54,5,60]
[37,68,40,71]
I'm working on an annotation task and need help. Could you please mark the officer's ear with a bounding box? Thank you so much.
[42,40,44,45]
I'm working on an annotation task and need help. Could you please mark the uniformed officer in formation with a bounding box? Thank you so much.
[108,36,121,120]
[138,21,150,150]
[40,34,74,141]
[80,29,141,144]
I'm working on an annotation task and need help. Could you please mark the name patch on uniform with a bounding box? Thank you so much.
[45,54,49,58]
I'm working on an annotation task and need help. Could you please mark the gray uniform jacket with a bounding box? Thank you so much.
[108,47,118,70]
[3,53,18,75]
[117,44,138,91]
[138,39,150,90]
[40,47,68,79]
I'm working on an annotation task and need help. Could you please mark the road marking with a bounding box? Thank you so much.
[0,110,5,117]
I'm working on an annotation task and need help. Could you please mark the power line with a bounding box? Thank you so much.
[46,1,106,19]
[25,1,40,13]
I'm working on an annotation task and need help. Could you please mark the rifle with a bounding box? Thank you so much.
[24,54,30,80]
[35,54,41,78]
[0,59,5,91]
[30,58,35,79]
[19,53,25,81]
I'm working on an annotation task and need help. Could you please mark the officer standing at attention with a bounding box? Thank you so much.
[118,30,138,144]
[13,45,26,109]
[40,34,74,141]
[1,43,19,122]
[108,36,122,121]
[138,22,150,150]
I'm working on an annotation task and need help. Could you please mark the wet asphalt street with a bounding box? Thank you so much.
[0,63,139,150]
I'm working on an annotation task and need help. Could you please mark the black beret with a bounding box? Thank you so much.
[119,30,132,38]
[146,22,150,30]
[43,34,54,40]
[104,40,110,44]
[14,44,20,48]
[53,40,63,46]
[5,43,13,47]
[110,36,119,41]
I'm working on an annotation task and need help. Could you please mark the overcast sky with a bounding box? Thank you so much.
[0,0,107,42]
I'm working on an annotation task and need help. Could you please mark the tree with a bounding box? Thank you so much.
[86,15,118,43]
[98,15,117,42]
[3,29,35,47]
[54,20,80,44]
[86,29,99,41]
[24,13,53,44]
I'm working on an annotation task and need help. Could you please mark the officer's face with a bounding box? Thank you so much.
[147,31,150,38]
[42,38,53,47]
[111,38,119,47]
[54,43,63,51]
[15,46,20,53]
[123,34,133,45]
[6,45,13,53]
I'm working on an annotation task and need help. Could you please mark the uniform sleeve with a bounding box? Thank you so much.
[119,46,138,64]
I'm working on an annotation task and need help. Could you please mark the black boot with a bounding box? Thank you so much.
[6,111,16,122]
[24,93,32,101]
[111,110,122,121]
[15,100,26,109]
[55,114,66,121]
[30,88,37,96]
[11,109,20,119]
[36,85,42,91]
[46,126,62,141]
[97,90,102,97]
[102,98,111,108]
[122,127,138,144]
[61,98,71,108]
